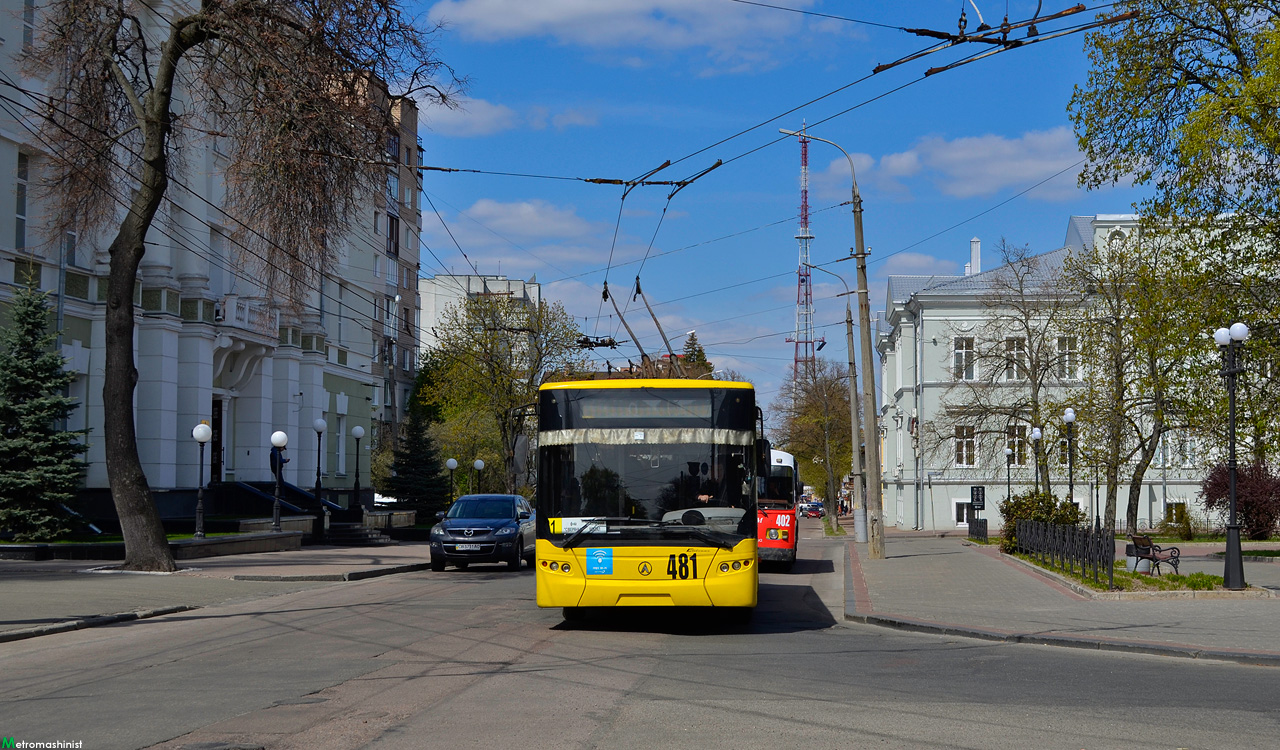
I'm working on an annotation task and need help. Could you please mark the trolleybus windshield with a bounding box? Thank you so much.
[537,386,758,544]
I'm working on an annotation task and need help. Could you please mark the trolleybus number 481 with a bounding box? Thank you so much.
[667,553,698,580]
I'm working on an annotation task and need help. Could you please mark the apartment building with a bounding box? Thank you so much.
[0,21,420,505]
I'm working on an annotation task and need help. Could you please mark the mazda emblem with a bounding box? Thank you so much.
[464,529,474,537]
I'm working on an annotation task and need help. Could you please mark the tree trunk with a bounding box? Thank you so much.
[104,142,175,571]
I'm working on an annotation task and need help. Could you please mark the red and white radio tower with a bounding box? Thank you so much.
[786,125,822,387]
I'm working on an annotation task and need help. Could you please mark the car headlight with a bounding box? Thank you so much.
[430,526,446,538]
[495,525,517,536]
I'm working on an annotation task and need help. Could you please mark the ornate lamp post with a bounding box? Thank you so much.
[1215,322,1249,590]
[1063,407,1081,524]
[1030,427,1042,492]
[270,430,288,533]
[312,419,326,501]
[1004,446,1014,506]
[446,458,458,501]
[352,425,365,511]
[192,423,212,539]
[473,458,485,493]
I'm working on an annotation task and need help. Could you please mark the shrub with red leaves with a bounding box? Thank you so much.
[1200,463,1280,540]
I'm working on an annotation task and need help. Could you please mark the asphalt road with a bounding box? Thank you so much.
[3,538,1278,750]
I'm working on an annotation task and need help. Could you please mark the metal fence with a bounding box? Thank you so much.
[968,519,988,544]
[1016,520,1114,590]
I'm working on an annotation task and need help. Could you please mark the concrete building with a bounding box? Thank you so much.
[877,217,1203,533]
[417,273,541,351]
[0,24,420,508]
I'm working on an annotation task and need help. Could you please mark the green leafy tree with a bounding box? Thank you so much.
[383,406,451,516]
[770,359,851,524]
[1071,0,1280,466]
[424,296,586,493]
[24,0,460,570]
[0,286,87,541]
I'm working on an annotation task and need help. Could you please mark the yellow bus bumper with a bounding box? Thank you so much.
[535,538,758,608]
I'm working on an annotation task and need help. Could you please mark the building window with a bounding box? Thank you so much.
[1164,502,1187,524]
[22,0,35,51]
[1006,425,1027,465]
[955,501,973,527]
[1057,335,1079,380]
[15,153,29,250]
[1004,337,1027,381]
[953,337,976,381]
[955,425,976,467]
[336,415,347,475]
[1058,437,1069,465]
[387,132,401,161]
[387,215,400,256]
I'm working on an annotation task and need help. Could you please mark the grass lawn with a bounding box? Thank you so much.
[1014,552,1227,592]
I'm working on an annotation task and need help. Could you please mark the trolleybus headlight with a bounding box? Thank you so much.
[766,529,779,540]
[550,562,560,571]
[561,563,570,573]
[719,562,730,573]
[732,561,742,571]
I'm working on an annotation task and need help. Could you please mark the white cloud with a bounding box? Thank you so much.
[877,252,960,277]
[465,198,595,240]
[900,126,1083,201]
[423,98,519,137]
[428,0,824,67]
[424,98,598,137]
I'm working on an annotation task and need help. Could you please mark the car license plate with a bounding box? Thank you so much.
[455,543,482,551]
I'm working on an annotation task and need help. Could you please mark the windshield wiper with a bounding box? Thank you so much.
[657,525,739,550]
[560,517,634,549]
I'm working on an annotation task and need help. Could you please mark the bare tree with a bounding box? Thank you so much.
[23,0,461,570]
[921,240,1082,494]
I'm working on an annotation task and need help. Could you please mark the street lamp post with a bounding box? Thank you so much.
[781,127,884,558]
[1030,427,1042,493]
[1063,407,1081,525]
[192,424,212,539]
[313,418,328,538]
[270,430,288,533]
[1215,322,1249,590]
[446,458,458,501]
[352,425,365,511]
[1004,446,1014,506]
[473,459,485,492]
[803,261,865,541]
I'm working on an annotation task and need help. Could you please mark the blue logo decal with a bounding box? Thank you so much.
[585,548,613,575]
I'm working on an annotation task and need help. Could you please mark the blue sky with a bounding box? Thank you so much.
[411,0,1147,411]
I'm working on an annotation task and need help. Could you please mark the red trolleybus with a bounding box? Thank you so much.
[757,449,800,571]
[534,378,768,621]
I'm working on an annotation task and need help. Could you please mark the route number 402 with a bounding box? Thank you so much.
[666,553,698,580]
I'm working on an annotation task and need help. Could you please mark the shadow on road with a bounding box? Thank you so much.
[550,579,837,635]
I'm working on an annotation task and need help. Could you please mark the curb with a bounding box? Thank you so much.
[0,605,197,644]
[842,538,1280,667]
[231,562,433,582]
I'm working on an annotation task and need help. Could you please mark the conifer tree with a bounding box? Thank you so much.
[385,402,451,516]
[682,332,714,377]
[0,285,86,541]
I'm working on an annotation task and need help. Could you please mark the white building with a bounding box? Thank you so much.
[0,20,420,513]
[877,218,1203,532]
[417,273,541,351]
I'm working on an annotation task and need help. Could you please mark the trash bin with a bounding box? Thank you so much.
[1124,543,1151,573]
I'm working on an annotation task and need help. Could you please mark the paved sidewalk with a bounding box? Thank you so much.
[845,533,1280,665]
[0,544,437,643]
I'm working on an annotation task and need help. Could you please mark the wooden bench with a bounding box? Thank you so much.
[1129,534,1180,576]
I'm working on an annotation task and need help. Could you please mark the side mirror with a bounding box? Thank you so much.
[519,511,530,520]
[755,437,772,477]
[435,511,445,520]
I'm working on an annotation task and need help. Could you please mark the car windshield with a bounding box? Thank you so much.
[446,497,515,519]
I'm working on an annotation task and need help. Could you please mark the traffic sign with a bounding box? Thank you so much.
[970,486,985,511]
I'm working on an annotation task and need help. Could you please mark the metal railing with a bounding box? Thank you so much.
[1016,520,1114,590]
[968,519,988,544]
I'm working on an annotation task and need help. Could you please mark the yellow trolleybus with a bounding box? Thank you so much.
[534,378,766,621]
